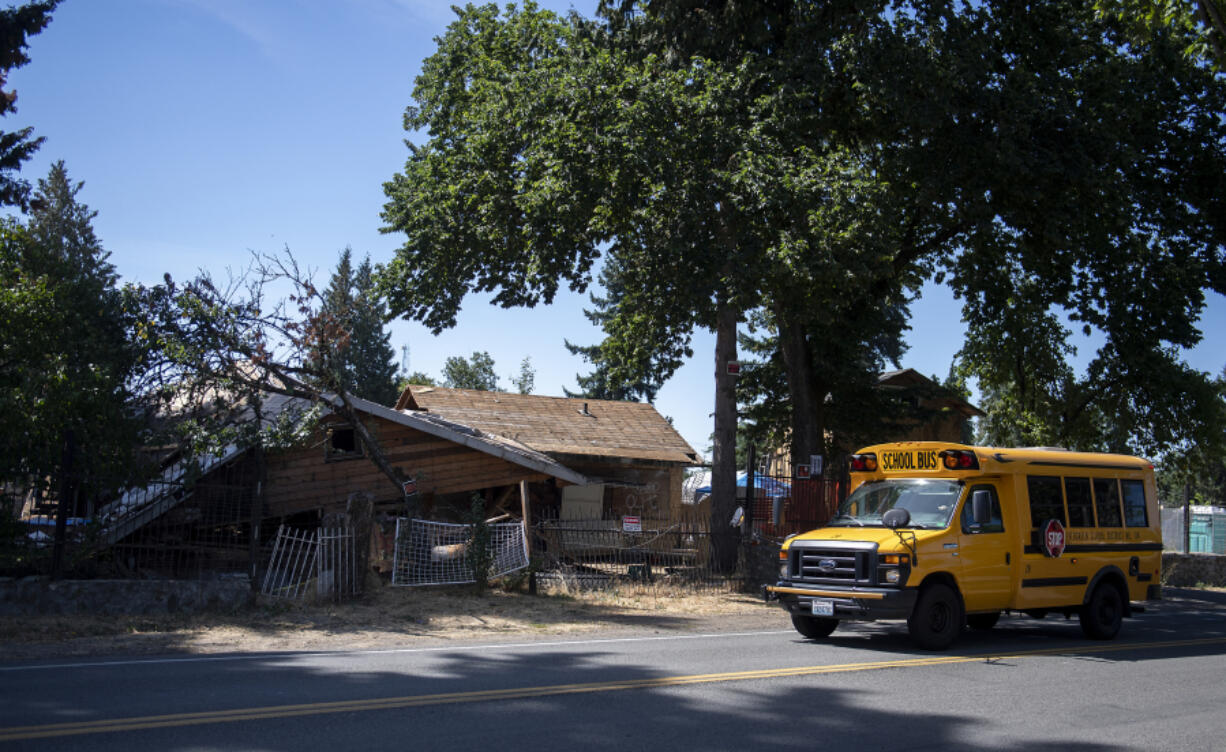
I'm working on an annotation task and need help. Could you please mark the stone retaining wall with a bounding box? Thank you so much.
[0,575,252,616]
[1161,553,1226,588]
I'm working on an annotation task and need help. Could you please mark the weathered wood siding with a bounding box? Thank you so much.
[558,461,686,520]
[261,416,548,519]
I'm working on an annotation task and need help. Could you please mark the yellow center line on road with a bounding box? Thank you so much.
[3,636,1225,741]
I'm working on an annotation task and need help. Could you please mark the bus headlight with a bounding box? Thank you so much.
[884,568,901,584]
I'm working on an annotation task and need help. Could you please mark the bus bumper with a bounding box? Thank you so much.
[766,582,918,621]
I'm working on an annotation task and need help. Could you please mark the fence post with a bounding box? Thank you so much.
[51,429,76,580]
[742,446,756,536]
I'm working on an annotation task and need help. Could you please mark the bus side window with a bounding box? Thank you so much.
[1027,476,1065,528]
[1093,478,1122,527]
[961,486,1004,534]
[1064,477,1094,527]
[1122,479,1148,527]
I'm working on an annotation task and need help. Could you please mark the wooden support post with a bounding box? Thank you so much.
[520,480,535,595]
[519,480,532,549]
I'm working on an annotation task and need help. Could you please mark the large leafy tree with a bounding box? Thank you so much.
[564,258,664,402]
[953,1,1226,456]
[441,351,499,391]
[381,0,1226,570]
[0,1,56,208]
[1156,367,1226,507]
[380,1,783,568]
[1095,0,1226,69]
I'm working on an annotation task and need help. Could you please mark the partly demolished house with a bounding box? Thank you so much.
[86,390,588,579]
[86,385,697,582]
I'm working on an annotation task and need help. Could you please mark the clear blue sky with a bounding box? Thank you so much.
[9,1,1224,459]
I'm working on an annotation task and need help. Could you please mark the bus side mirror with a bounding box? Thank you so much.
[883,508,911,529]
[972,490,992,526]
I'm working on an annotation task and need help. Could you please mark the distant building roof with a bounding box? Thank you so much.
[877,368,984,418]
[396,386,699,465]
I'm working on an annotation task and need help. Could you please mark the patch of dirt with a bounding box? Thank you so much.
[0,580,783,662]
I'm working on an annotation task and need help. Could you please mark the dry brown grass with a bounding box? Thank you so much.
[0,578,780,662]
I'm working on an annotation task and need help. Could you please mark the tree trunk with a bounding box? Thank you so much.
[710,298,740,573]
[249,391,266,594]
[776,309,825,472]
[329,390,418,517]
[51,430,76,581]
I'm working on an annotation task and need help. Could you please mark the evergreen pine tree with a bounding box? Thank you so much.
[315,248,399,405]
[0,161,143,495]
[0,1,58,208]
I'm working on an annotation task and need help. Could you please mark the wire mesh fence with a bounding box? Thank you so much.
[2,477,263,579]
[530,506,747,592]
[391,518,530,587]
[3,461,827,595]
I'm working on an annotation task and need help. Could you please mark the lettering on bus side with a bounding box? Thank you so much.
[880,450,940,472]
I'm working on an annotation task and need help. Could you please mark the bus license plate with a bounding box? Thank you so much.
[811,599,834,616]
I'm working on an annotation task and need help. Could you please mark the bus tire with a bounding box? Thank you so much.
[1080,581,1124,640]
[791,614,838,639]
[908,583,963,650]
[967,611,1000,630]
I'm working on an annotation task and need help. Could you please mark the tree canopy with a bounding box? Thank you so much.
[0,1,57,209]
[1095,0,1226,69]
[951,1,1226,456]
[381,0,1226,560]
[441,351,499,391]
[0,162,147,496]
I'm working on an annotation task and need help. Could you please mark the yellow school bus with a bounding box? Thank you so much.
[766,442,1162,650]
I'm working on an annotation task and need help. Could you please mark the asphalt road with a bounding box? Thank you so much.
[3,589,1225,752]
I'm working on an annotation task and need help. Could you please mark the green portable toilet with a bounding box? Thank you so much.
[1189,506,1226,554]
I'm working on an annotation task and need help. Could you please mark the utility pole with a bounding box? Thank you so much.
[1184,482,1192,554]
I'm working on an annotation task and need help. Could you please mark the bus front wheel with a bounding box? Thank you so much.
[791,614,838,639]
[908,583,964,650]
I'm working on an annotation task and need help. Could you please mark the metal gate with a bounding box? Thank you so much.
[261,525,361,601]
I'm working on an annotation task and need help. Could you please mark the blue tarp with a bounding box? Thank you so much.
[696,471,791,498]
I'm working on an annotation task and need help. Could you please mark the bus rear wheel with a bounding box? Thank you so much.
[1080,582,1124,640]
[791,614,838,639]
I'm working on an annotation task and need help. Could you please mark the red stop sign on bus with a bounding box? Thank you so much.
[1043,518,1066,558]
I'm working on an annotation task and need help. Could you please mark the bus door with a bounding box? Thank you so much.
[957,483,1014,612]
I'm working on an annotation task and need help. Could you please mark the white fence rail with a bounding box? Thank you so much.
[262,525,361,601]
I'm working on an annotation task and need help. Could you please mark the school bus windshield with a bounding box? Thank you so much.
[830,479,963,529]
